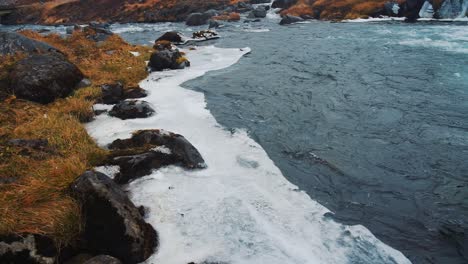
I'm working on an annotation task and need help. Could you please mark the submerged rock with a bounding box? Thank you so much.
[108,129,206,184]
[70,171,157,263]
[109,100,155,120]
[148,49,190,71]
[279,15,304,25]
[0,32,59,55]
[0,234,56,264]
[83,255,122,264]
[9,54,84,104]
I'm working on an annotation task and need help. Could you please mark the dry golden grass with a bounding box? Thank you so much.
[0,30,151,246]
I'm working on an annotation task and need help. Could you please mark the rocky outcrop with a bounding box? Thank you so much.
[70,171,157,263]
[156,31,185,44]
[109,100,155,120]
[108,129,206,184]
[9,54,84,104]
[99,83,147,105]
[279,14,304,24]
[0,32,59,55]
[83,255,122,264]
[148,49,190,72]
[0,234,56,264]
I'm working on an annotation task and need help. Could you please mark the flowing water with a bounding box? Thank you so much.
[2,17,467,264]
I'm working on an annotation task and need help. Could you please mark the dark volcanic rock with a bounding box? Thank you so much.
[100,83,124,104]
[156,31,184,44]
[0,32,59,56]
[148,49,190,71]
[109,100,155,120]
[109,129,206,184]
[186,12,210,26]
[83,255,122,264]
[272,0,298,9]
[0,234,56,264]
[279,15,304,25]
[70,171,157,263]
[399,0,425,21]
[9,54,84,104]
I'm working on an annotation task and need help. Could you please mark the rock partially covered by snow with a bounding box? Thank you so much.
[108,129,206,184]
[192,30,220,40]
[148,49,190,71]
[109,100,155,120]
[70,171,158,263]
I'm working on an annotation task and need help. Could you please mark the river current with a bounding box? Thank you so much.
[114,19,468,263]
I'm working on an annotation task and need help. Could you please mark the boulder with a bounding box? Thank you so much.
[82,23,114,42]
[0,234,56,264]
[192,30,219,40]
[155,31,184,44]
[236,2,254,12]
[109,129,206,184]
[9,54,84,104]
[272,0,298,9]
[83,255,122,264]
[399,0,425,20]
[279,15,304,25]
[148,49,190,71]
[100,83,124,104]
[248,6,268,18]
[109,100,155,120]
[0,32,59,56]
[186,12,210,26]
[124,86,148,99]
[209,19,221,28]
[70,171,157,263]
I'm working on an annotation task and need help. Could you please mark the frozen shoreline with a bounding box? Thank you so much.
[86,45,411,264]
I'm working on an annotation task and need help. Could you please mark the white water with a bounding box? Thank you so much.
[86,46,411,264]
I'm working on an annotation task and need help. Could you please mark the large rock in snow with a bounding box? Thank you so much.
[9,54,84,104]
[108,129,206,184]
[148,49,190,71]
[70,171,157,263]
[0,32,59,56]
[109,100,155,120]
[155,31,185,44]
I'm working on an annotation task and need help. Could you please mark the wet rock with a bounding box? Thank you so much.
[156,31,184,44]
[186,12,210,26]
[399,0,425,21]
[9,54,84,104]
[0,32,59,56]
[192,30,219,40]
[83,255,122,264]
[100,82,124,104]
[236,2,254,12]
[279,15,304,25]
[109,100,155,120]
[248,6,268,18]
[0,234,56,264]
[70,171,157,263]
[209,19,221,28]
[124,86,148,99]
[109,129,206,184]
[272,0,298,9]
[148,49,190,71]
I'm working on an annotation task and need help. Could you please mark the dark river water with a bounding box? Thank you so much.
[3,18,467,263]
[179,20,468,264]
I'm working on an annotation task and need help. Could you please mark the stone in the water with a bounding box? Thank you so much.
[0,32,59,55]
[248,6,268,18]
[148,49,190,71]
[108,100,155,120]
[209,19,221,28]
[186,12,210,26]
[9,54,84,104]
[155,31,184,44]
[83,255,122,264]
[70,171,157,263]
[279,15,304,25]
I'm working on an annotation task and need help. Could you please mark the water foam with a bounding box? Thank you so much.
[86,46,411,264]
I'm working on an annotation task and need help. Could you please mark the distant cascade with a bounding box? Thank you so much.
[419,1,434,18]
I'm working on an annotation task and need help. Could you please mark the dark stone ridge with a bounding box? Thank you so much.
[279,14,304,25]
[0,32,59,56]
[272,0,298,9]
[148,49,190,72]
[108,129,206,184]
[70,171,157,263]
[0,234,56,264]
[109,100,155,120]
[83,255,122,264]
[9,54,84,104]
[156,31,184,44]
[99,83,147,105]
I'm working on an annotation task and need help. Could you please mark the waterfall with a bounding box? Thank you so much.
[419,1,434,18]
[458,0,468,18]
